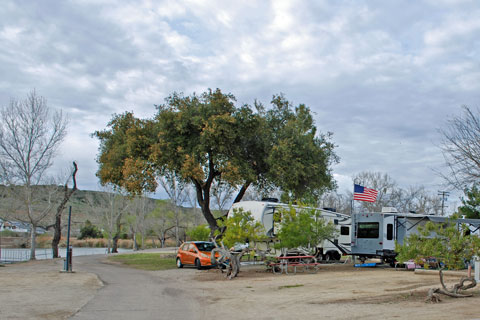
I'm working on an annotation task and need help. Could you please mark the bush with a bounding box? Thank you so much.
[186,224,211,241]
[396,215,480,270]
[78,220,102,239]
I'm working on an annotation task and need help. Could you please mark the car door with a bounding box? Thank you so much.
[184,244,194,265]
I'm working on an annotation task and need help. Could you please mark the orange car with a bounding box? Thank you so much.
[176,241,219,269]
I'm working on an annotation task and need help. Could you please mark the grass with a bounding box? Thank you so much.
[108,253,177,271]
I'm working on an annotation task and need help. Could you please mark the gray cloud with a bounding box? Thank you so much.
[1,0,479,208]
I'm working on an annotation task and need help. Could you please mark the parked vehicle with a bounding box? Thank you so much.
[350,208,480,266]
[228,200,351,261]
[176,241,219,270]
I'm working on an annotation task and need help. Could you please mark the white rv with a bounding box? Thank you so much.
[350,209,480,265]
[228,200,351,261]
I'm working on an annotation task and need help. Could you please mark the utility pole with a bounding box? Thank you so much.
[438,191,450,215]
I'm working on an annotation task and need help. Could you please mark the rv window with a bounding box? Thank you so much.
[340,226,349,236]
[357,222,379,238]
[386,224,393,240]
[334,219,338,225]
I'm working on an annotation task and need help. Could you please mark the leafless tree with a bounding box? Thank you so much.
[351,171,442,214]
[146,202,175,248]
[0,91,67,259]
[185,185,203,226]
[352,171,397,212]
[86,184,130,253]
[320,192,352,214]
[50,162,78,258]
[211,179,235,212]
[158,172,189,246]
[126,194,155,250]
[439,106,480,189]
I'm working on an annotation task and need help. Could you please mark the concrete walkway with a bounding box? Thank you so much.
[70,253,203,320]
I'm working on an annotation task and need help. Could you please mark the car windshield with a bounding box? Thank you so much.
[195,242,215,252]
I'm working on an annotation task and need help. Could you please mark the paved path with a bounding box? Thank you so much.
[70,254,203,320]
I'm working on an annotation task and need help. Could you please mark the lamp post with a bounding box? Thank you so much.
[63,206,73,272]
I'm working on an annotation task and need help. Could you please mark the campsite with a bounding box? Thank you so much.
[1,252,479,320]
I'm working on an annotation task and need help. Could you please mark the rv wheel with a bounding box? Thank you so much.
[324,253,331,262]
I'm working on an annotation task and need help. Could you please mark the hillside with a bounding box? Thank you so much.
[0,185,208,236]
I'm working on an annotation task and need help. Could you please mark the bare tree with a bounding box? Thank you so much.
[0,91,67,259]
[351,171,442,214]
[185,185,203,226]
[50,162,78,258]
[147,202,175,248]
[84,185,130,253]
[211,179,235,212]
[352,171,397,212]
[126,194,154,250]
[320,192,352,214]
[439,106,480,189]
[158,172,189,246]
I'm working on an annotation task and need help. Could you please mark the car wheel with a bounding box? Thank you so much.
[195,258,202,270]
[176,258,183,268]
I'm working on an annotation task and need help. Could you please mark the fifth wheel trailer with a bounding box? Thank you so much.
[350,210,480,265]
[228,200,351,261]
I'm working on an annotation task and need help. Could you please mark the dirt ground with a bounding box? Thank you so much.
[0,259,102,320]
[1,259,480,319]
[192,264,480,320]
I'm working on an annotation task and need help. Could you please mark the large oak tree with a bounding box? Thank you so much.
[94,89,337,232]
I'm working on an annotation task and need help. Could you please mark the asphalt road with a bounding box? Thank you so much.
[70,254,202,320]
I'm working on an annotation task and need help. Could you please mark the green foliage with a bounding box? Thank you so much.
[216,208,266,248]
[78,220,103,239]
[186,224,211,241]
[275,205,337,250]
[396,215,480,270]
[94,89,338,231]
[458,185,480,219]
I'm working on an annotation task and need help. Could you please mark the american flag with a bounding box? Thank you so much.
[353,184,378,202]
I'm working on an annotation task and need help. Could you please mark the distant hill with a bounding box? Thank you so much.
[0,185,208,233]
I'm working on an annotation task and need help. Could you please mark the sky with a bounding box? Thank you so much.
[1,0,479,209]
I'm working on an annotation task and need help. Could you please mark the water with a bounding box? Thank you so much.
[0,247,133,262]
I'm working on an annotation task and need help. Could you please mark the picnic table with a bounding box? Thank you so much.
[270,255,321,275]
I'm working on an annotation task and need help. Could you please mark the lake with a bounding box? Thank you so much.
[0,247,133,262]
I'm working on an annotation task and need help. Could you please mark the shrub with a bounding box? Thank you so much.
[186,224,211,241]
[78,220,102,239]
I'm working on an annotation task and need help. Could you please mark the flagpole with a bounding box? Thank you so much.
[352,179,359,265]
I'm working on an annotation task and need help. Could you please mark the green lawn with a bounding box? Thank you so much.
[108,253,177,271]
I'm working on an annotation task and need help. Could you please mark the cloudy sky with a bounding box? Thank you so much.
[1,0,479,206]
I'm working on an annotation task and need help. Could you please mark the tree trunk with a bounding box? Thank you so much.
[133,232,138,251]
[112,234,119,253]
[29,223,36,260]
[111,213,123,253]
[51,214,61,258]
[51,162,78,258]
[192,156,221,233]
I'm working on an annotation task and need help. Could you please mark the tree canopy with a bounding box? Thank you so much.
[274,205,337,250]
[216,207,266,249]
[94,89,338,232]
[458,185,480,219]
[396,215,480,270]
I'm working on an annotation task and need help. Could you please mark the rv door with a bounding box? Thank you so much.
[383,215,395,250]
